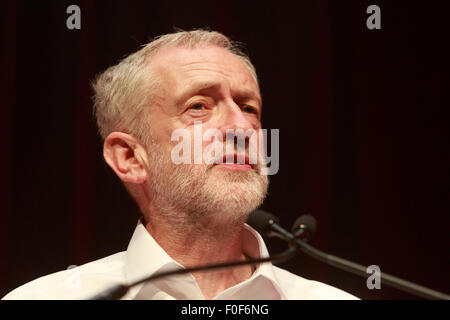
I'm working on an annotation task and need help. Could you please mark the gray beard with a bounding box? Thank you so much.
[144,141,269,229]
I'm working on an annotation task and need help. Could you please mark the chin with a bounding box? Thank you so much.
[202,174,268,219]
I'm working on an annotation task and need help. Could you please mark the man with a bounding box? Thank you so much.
[3,29,357,300]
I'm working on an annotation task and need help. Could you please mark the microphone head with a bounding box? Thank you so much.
[247,209,280,235]
[291,214,317,242]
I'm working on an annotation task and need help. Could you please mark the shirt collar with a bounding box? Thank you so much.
[124,218,287,300]
[124,219,183,285]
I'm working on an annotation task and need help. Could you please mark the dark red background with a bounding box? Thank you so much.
[1,0,449,299]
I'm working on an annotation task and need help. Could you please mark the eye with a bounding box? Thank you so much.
[242,105,258,115]
[189,103,205,110]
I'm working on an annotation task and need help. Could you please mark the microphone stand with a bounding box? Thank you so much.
[89,246,297,300]
[267,218,450,299]
[290,236,450,300]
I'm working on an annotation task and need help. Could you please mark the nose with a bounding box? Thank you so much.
[216,100,259,162]
[219,100,256,134]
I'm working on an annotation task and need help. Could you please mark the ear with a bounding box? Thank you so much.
[103,132,148,184]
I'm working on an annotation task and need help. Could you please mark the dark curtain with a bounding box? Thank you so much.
[1,0,449,299]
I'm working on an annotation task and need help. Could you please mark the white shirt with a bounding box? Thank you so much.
[2,220,358,300]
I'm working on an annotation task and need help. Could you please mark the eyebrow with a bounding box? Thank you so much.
[175,81,262,107]
[175,81,222,105]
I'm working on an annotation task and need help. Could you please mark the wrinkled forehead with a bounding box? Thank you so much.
[149,45,260,95]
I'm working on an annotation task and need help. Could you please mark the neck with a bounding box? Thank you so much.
[142,207,254,299]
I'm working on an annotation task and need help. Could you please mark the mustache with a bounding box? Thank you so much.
[204,140,266,172]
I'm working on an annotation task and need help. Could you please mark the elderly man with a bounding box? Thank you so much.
[3,30,356,300]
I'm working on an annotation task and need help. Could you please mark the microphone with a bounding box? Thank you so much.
[88,213,298,300]
[247,209,316,243]
[247,209,295,241]
[250,209,450,300]
[292,214,317,241]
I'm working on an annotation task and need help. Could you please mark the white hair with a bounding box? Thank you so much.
[92,29,258,146]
